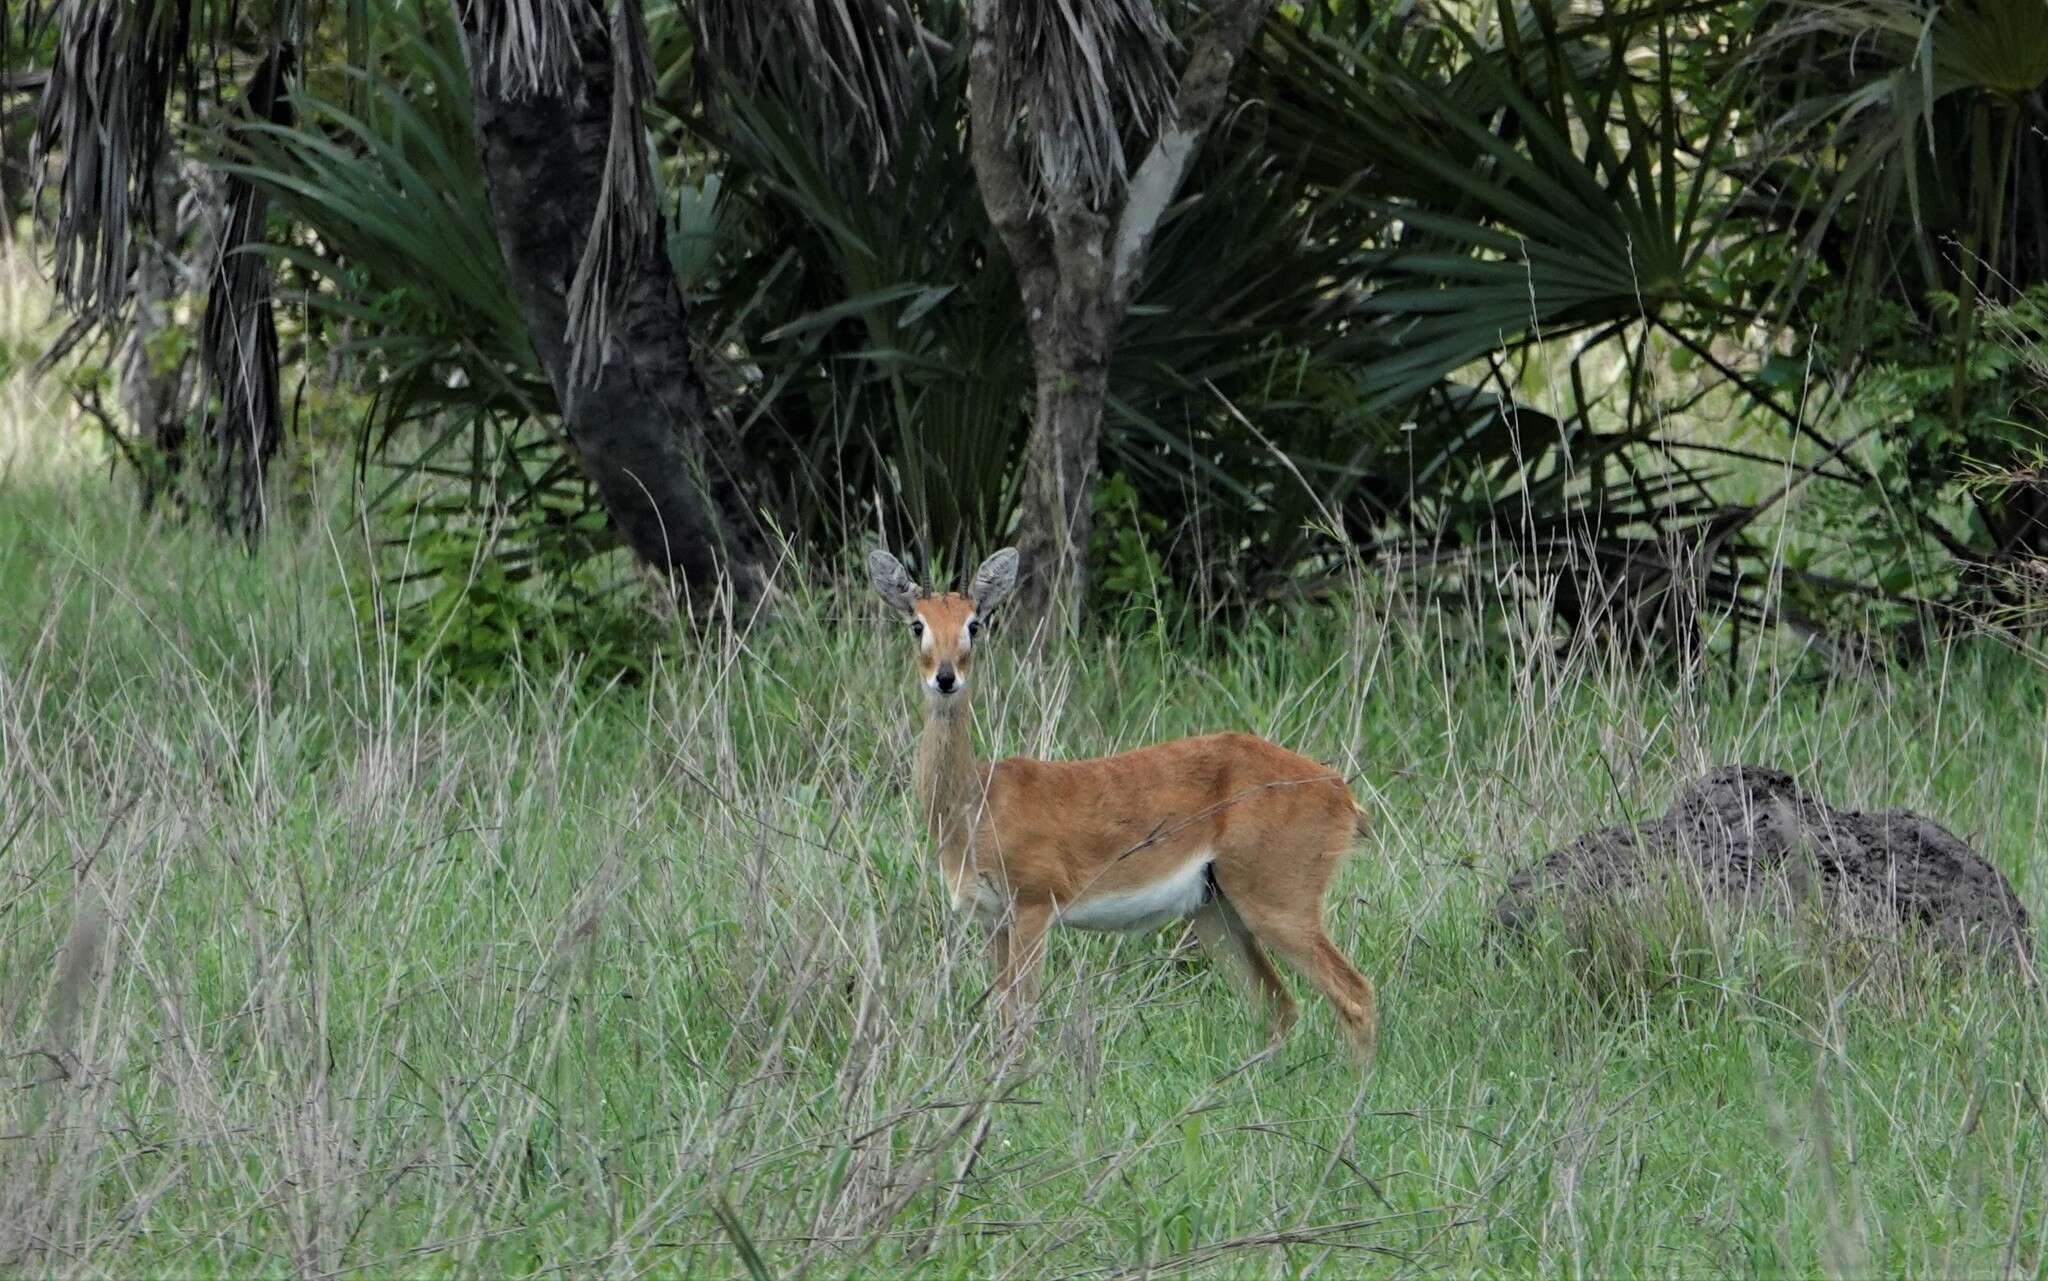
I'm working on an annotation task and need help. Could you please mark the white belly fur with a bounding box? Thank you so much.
[1057,854,1214,933]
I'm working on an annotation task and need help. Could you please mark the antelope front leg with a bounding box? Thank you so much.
[994,902,1052,1046]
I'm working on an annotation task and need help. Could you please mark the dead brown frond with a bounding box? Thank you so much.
[455,0,590,98]
[992,0,1179,207]
[32,0,194,317]
[199,40,294,538]
[32,0,299,528]
[565,0,659,390]
[694,0,933,177]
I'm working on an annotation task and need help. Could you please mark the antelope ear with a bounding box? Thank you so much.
[970,548,1019,612]
[868,548,919,614]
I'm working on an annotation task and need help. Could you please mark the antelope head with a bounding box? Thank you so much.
[868,548,1019,704]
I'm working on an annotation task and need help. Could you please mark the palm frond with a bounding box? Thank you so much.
[1203,0,1868,639]
[1262,1,1746,412]
[1743,0,2048,310]
[692,12,1028,568]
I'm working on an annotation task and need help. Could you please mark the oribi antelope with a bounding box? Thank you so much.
[870,547,1377,1062]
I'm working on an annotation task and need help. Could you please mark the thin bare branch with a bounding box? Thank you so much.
[1110,1,1274,305]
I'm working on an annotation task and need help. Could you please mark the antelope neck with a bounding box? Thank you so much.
[913,692,981,849]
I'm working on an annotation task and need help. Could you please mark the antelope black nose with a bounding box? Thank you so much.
[934,666,957,694]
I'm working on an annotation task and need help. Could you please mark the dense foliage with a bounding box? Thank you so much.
[11,0,2048,669]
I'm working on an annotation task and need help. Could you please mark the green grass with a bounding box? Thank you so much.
[1,465,2045,1279]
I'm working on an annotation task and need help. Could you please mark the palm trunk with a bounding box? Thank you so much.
[1014,251,1116,629]
[458,9,763,606]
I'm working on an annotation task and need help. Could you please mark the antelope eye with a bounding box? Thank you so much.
[909,619,924,637]
[967,620,981,637]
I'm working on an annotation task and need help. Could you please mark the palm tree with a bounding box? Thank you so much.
[962,0,1276,629]
[455,1,765,603]
[706,0,1276,628]
[30,0,766,601]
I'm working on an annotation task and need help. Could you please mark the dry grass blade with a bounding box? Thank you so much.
[0,452,2043,1272]
[1109,1210,1456,1278]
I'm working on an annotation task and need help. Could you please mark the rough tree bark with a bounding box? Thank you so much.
[457,6,764,607]
[966,0,1273,632]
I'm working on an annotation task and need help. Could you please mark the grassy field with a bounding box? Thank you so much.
[2,462,2045,1280]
